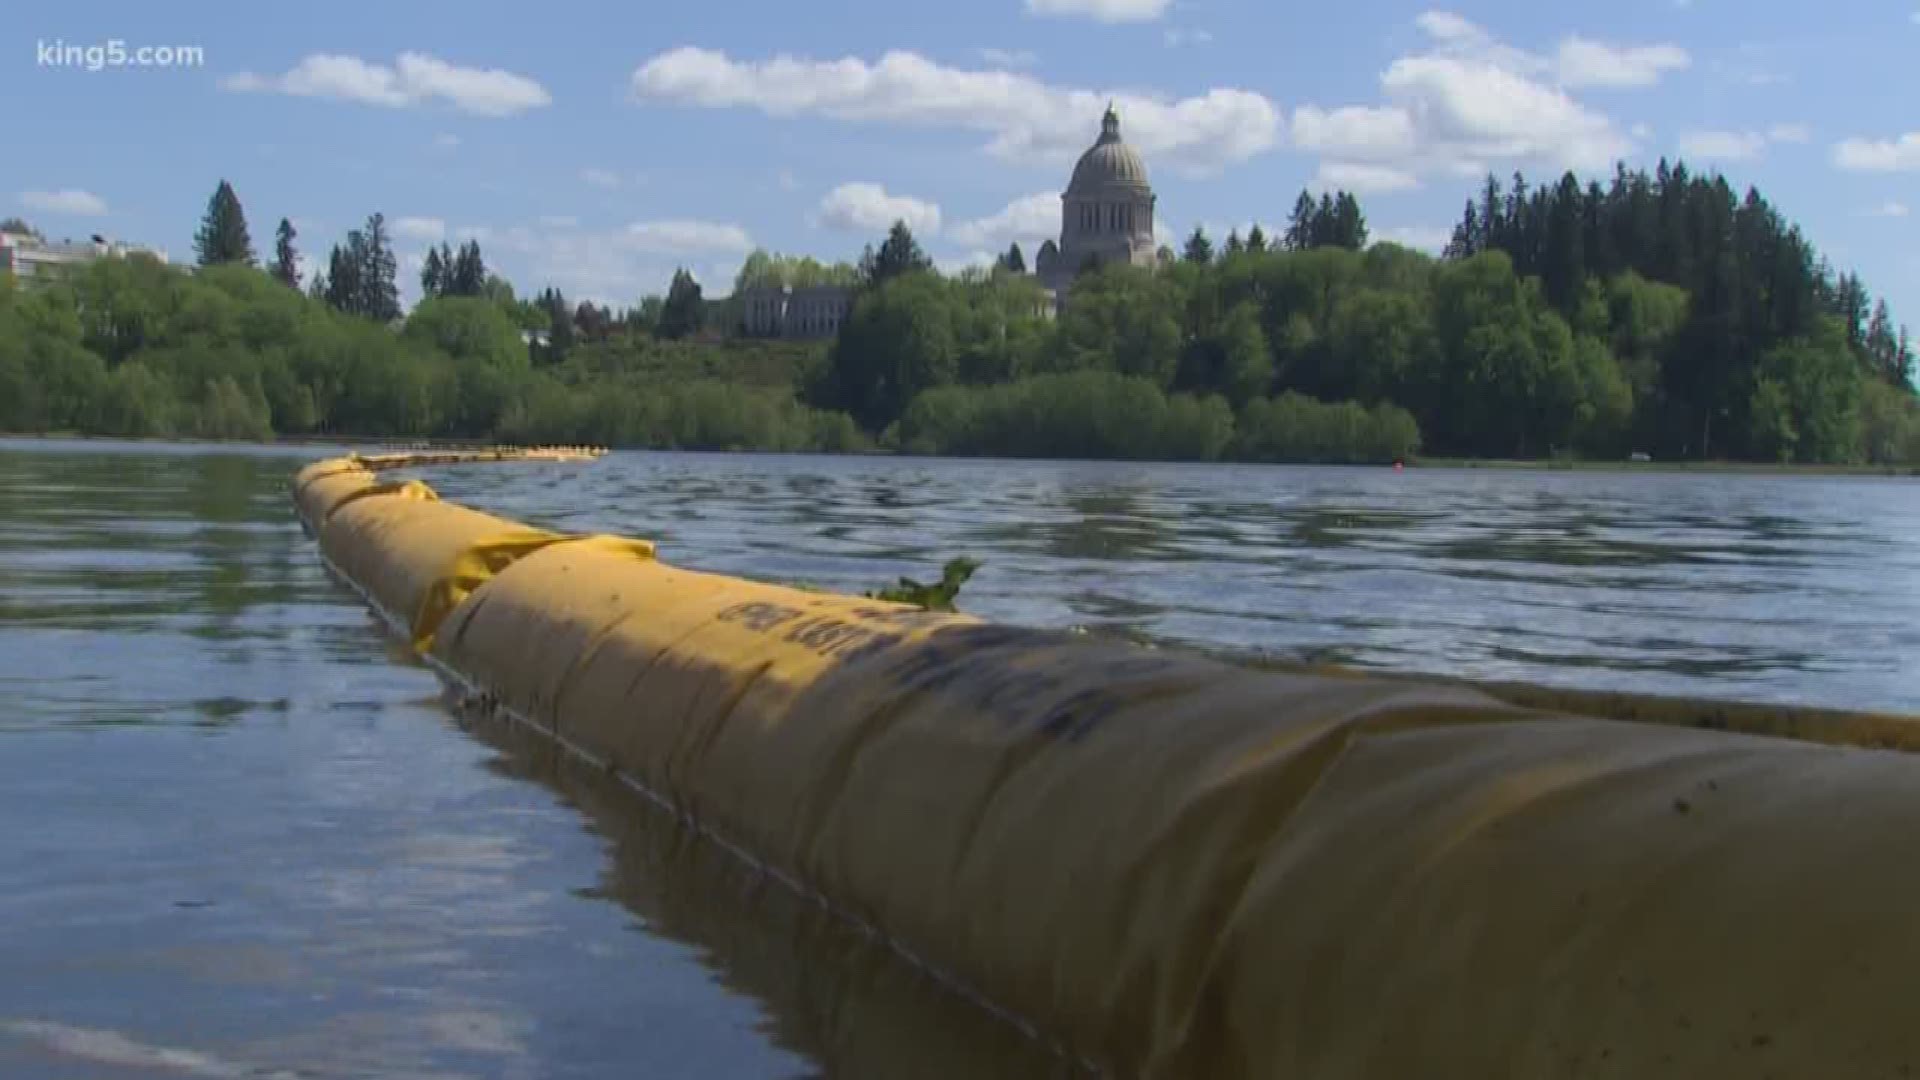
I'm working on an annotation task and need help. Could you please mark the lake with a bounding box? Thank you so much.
[3,439,1917,1077]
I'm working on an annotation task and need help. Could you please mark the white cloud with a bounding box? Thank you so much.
[460,218,755,304]
[936,250,998,276]
[1379,53,1630,171]
[950,192,1059,248]
[978,48,1037,68]
[1676,124,1807,162]
[223,52,551,117]
[1316,161,1421,193]
[581,167,622,189]
[1911,9,1919,24]
[1555,37,1690,89]
[1833,132,1920,172]
[1377,225,1451,252]
[20,189,108,216]
[1678,130,1766,161]
[1164,28,1214,47]
[1415,11,1482,44]
[1414,15,1687,90]
[1631,122,1654,140]
[1286,14,1660,189]
[1868,201,1911,218]
[538,214,580,228]
[626,220,755,254]
[817,182,942,235]
[394,216,446,241]
[1292,105,1418,159]
[1023,0,1169,22]
[630,47,1280,175]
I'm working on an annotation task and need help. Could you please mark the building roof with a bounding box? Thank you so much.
[1068,104,1150,190]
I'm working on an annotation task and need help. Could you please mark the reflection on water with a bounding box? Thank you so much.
[3,439,1920,1078]
[432,451,1920,713]
[475,712,1075,1079]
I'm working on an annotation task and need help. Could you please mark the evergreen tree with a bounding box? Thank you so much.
[1002,242,1026,274]
[194,180,255,267]
[859,221,933,287]
[1245,224,1268,253]
[1313,194,1337,247]
[420,245,446,299]
[658,269,705,339]
[450,240,487,296]
[271,218,300,289]
[1866,299,1900,382]
[0,216,36,238]
[1182,226,1213,264]
[1224,229,1245,257]
[1331,192,1368,250]
[537,287,575,358]
[323,240,361,315]
[1478,174,1503,252]
[1541,173,1586,312]
[1284,191,1315,251]
[358,213,400,323]
[1445,201,1479,259]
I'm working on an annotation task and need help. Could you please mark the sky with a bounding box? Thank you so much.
[5,1,1917,325]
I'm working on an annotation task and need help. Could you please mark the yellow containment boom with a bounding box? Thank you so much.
[294,448,1920,1079]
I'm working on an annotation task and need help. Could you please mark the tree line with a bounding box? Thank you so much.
[1,170,1914,467]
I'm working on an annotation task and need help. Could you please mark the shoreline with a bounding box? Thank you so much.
[4,430,1915,476]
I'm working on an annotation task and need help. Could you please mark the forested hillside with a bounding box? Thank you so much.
[1,167,1912,466]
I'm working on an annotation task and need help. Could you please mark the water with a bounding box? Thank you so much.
[2,439,1917,1078]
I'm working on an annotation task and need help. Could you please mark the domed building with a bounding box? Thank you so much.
[1035,104,1159,302]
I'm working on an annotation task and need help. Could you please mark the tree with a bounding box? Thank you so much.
[859,221,933,287]
[1331,192,1368,250]
[820,273,961,429]
[574,300,612,343]
[1284,191,1316,251]
[0,217,39,238]
[997,242,1027,274]
[1182,226,1213,265]
[1866,298,1901,383]
[449,240,487,297]
[1224,230,1245,257]
[403,296,527,371]
[421,245,447,299]
[194,180,255,268]
[535,287,574,359]
[1445,201,1480,259]
[1245,224,1268,254]
[323,241,361,315]
[358,213,400,323]
[658,269,705,340]
[271,218,300,289]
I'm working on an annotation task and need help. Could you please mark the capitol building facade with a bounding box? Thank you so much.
[1033,104,1160,298]
[738,105,1162,338]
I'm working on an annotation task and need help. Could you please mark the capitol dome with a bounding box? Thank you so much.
[1035,103,1159,303]
[1068,104,1149,189]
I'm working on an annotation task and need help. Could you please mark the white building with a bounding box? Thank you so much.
[1034,104,1160,302]
[0,231,169,284]
[737,283,855,339]
[729,105,1161,335]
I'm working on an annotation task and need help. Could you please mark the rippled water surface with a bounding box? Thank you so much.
[3,439,1918,1078]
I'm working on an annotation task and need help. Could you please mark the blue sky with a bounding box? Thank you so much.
[5,0,1917,327]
